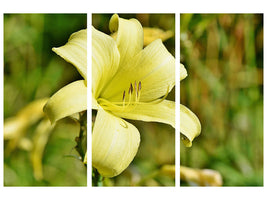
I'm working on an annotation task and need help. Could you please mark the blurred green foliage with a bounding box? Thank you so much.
[4,14,87,186]
[92,14,175,186]
[180,14,263,186]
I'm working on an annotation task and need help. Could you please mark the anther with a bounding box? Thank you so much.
[122,90,126,100]
[128,83,133,94]
[138,81,142,91]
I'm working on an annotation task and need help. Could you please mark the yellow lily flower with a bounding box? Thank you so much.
[180,64,201,147]
[92,14,175,177]
[43,29,87,124]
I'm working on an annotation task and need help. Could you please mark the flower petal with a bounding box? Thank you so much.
[92,26,120,99]
[83,151,87,164]
[180,104,201,147]
[31,118,54,180]
[44,80,87,124]
[143,27,174,46]
[109,14,143,68]
[101,39,175,102]
[113,100,175,128]
[53,29,87,80]
[180,166,223,186]
[92,109,140,177]
[4,98,48,140]
[180,63,187,81]
[92,95,99,110]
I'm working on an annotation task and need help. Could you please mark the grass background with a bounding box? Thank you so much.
[4,14,87,186]
[180,14,263,186]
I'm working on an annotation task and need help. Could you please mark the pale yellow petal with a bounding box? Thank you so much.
[143,27,174,46]
[92,109,140,177]
[180,63,188,81]
[83,151,87,164]
[180,104,201,147]
[92,26,120,99]
[109,14,143,68]
[101,39,175,102]
[180,166,223,186]
[160,164,175,179]
[4,117,27,140]
[92,95,99,110]
[53,29,87,80]
[18,138,33,151]
[4,98,48,140]
[31,118,54,180]
[113,100,175,128]
[44,80,87,124]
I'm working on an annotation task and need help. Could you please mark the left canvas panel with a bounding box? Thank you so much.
[3,13,87,186]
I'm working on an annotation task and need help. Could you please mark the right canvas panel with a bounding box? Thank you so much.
[180,14,263,186]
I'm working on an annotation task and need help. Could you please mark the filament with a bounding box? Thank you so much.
[97,81,169,113]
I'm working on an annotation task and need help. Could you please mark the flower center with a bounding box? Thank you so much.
[97,81,169,113]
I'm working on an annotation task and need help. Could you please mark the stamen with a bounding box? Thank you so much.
[134,81,137,93]
[127,89,132,107]
[98,98,125,110]
[97,81,170,114]
[128,83,133,94]
[138,81,141,91]
[136,81,142,101]
[122,90,126,101]
[122,90,126,107]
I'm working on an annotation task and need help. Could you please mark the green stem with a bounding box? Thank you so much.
[92,167,103,186]
[75,111,87,165]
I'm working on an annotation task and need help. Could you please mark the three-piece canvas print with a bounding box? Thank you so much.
[3,13,263,187]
